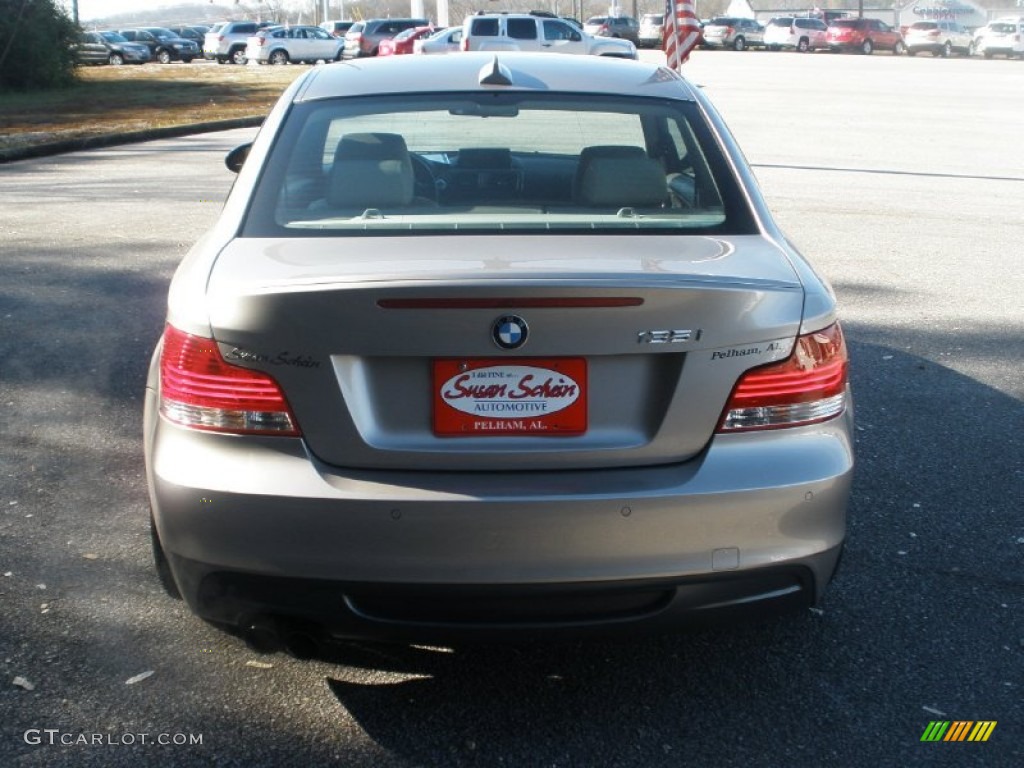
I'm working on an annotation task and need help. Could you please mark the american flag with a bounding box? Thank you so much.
[663,0,702,70]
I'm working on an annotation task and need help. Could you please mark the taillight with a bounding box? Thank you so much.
[255,36,266,46]
[460,36,469,51]
[217,35,225,43]
[159,326,299,436]
[717,323,849,432]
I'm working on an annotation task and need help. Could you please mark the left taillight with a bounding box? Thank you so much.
[159,325,299,436]
[717,323,849,432]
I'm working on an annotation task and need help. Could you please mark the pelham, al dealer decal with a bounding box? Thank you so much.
[433,359,587,436]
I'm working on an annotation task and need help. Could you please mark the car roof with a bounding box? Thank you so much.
[296,52,696,103]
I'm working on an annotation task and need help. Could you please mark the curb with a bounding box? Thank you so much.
[0,116,265,164]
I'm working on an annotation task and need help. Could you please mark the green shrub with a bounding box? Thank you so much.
[0,0,79,91]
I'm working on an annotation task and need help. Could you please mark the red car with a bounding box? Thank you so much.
[826,18,905,55]
[377,26,440,56]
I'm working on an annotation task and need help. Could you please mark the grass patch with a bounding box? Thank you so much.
[0,62,308,153]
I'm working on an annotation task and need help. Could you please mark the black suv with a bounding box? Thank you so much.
[118,27,199,63]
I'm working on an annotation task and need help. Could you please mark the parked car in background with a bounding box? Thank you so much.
[826,18,905,54]
[166,26,207,50]
[638,13,664,48]
[343,18,429,58]
[378,26,441,56]
[701,17,765,51]
[461,11,637,58]
[320,20,356,38]
[146,52,852,648]
[763,17,828,52]
[245,25,345,65]
[974,18,1024,59]
[415,26,463,54]
[204,20,269,64]
[118,27,199,63]
[904,20,975,57]
[583,15,640,44]
[75,31,151,65]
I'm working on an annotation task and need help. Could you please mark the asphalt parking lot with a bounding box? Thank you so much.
[0,49,1021,767]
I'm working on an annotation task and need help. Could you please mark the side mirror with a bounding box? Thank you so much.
[225,143,252,174]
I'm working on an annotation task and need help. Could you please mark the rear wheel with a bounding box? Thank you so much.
[733,36,746,51]
[797,37,809,53]
[861,38,873,55]
[966,42,975,57]
[108,52,124,65]
[269,49,289,65]
[230,46,247,64]
[941,41,952,58]
[893,40,904,55]
[157,48,172,64]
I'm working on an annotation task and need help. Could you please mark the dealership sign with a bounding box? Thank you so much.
[907,0,988,28]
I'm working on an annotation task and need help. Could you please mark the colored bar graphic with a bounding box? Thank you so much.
[920,720,997,742]
[968,722,997,742]
[945,721,973,741]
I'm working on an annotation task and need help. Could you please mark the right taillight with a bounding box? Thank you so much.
[159,325,299,436]
[717,323,849,432]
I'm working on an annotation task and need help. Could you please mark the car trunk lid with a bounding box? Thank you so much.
[205,235,805,471]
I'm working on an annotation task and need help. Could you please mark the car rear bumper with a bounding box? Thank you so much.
[146,392,853,640]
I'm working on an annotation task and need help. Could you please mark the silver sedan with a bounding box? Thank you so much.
[145,52,853,651]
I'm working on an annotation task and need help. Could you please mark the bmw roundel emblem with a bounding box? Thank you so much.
[492,315,528,350]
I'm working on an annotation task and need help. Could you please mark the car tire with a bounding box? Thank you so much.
[335,50,345,61]
[733,36,745,52]
[941,41,951,58]
[907,48,916,56]
[983,49,993,59]
[966,42,975,57]
[861,39,873,55]
[797,37,809,53]
[893,40,904,55]
[182,57,194,64]
[157,48,172,64]
[269,49,289,65]
[108,53,124,65]
[151,515,182,600]
[230,47,247,65]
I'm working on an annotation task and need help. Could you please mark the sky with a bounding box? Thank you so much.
[66,2,180,21]
[64,2,334,23]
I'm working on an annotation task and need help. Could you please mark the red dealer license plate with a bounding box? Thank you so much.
[433,358,587,437]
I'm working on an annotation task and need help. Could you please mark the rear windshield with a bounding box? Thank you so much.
[910,22,937,30]
[642,15,664,24]
[830,20,862,29]
[708,18,739,25]
[243,93,754,237]
[988,23,1015,33]
[768,18,794,27]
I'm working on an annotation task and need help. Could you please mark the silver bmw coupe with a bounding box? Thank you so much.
[144,53,853,650]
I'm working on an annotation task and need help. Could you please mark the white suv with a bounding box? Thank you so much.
[974,18,1024,59]
[461,12,637,58]
[763,17,828,52]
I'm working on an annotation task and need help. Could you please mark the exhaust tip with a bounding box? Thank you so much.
[242,617,282,654]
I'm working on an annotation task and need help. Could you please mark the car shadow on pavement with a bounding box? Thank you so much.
[313,334,1022,767]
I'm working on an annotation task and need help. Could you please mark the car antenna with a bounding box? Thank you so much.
[479,56,513,86]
